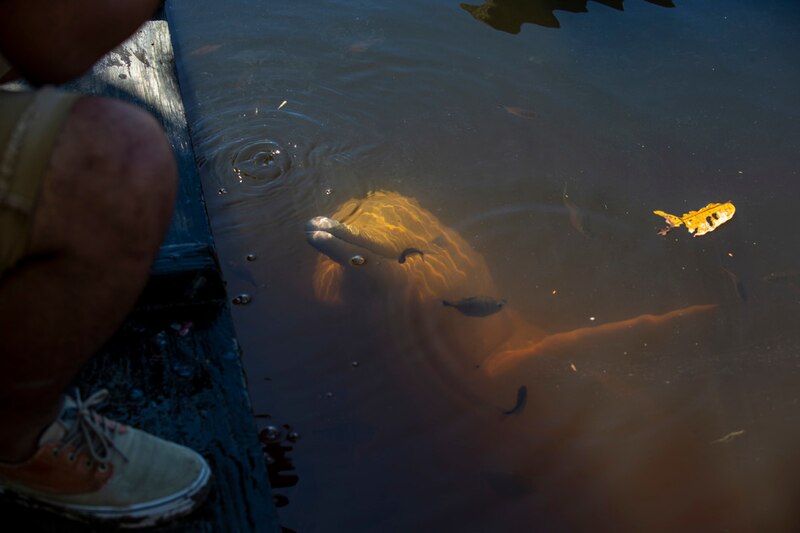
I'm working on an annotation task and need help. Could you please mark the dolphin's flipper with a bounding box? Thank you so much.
[483,304,718,376]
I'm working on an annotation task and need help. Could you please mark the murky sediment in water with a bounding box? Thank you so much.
[169,0,800,530]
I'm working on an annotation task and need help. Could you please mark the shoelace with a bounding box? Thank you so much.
[59,389,129,465]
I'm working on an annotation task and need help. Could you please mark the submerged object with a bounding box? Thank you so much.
[654,202,736,237]
[443,296,507,317]
[503,385,528,415]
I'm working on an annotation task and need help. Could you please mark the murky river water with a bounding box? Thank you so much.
[168,1,800,530]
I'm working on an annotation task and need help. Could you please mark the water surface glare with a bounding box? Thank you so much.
[169,0,800,530]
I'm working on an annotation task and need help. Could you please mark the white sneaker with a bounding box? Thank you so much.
[0,389,213,528]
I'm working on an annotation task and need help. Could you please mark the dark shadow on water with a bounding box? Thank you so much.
[460,0,674,33]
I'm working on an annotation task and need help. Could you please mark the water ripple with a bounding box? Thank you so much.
[231,141,290,186]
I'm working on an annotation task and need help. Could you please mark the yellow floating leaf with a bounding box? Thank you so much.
[654,201,735,237]
[681,202,736,236]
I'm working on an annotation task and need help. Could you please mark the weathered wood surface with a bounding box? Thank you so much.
[0,21,280,532]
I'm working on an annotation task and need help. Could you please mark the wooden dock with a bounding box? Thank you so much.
[0,15,281,533]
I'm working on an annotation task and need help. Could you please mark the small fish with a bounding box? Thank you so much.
[442,295,507,317]
[503,386,528,415]
[347,38,382,53]
[189,44,223,56]
[499,105,536,119]
[721,266,747,302]
[562,184,589,238]
[398,247,424,264]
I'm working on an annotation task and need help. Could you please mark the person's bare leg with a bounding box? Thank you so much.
[0,96,177,462]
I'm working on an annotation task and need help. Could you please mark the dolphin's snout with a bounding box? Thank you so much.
[306,230,335,244]
[305,216,340,233]
[306,217,375,267]
[306,216,338,255]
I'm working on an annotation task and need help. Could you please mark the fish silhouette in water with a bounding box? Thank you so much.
[562,183,590,238]
[398,247,424,264]
[443,296,507,317]
[499,104,537,119]
[721,266,747,302]
[503,385,527,415]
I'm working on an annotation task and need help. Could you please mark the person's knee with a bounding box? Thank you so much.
[93,97,178,243]
[30,95,177,265]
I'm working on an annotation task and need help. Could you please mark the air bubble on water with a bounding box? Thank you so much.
[246,253,257,261]
[218,187,228,195]
[324,188,332,195]
[287,431,301,443]
[259,425,283,444]
[351,361,359,367]
[232,294,252,305]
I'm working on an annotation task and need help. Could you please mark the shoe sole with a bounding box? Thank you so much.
[0,451,213,529]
